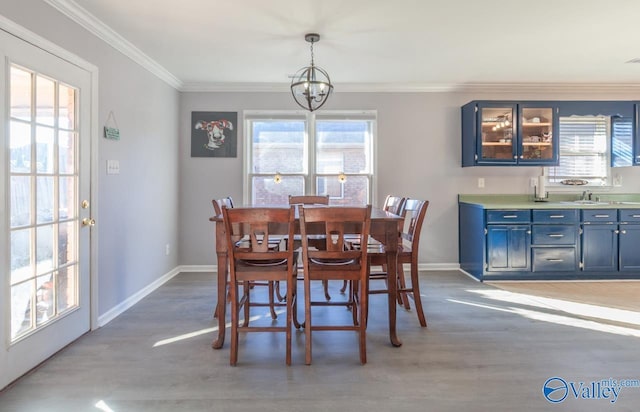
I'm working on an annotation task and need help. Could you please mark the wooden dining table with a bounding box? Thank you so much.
[209,206,404,349]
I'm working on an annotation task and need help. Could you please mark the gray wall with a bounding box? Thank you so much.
[1,1,180,317]
[179,90,640,267]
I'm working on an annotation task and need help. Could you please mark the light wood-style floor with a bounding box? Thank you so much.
[489,281,640,311]
[1,271,639,411]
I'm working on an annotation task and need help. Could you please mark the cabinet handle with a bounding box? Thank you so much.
[549,215,565,218]
[632,215,640,218]
[594,215,611,218]
[513,155,518,159]
[548,234,564,238]
[546,259,564,262]
[502,215,519,218]
[615,229,620,234]
[621,230,627,234]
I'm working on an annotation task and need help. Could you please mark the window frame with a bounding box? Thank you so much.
[243,110,377,205]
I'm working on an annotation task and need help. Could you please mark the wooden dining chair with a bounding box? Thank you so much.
[299,205,371,364]
[367,198,429,327]
[222,206,298,365]
[288,194,330,205]
[286,194,334,301]
[212,197,279,321]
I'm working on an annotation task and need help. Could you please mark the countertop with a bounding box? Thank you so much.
[458,194,640,209]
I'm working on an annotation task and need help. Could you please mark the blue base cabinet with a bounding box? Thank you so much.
[459,203,640,281]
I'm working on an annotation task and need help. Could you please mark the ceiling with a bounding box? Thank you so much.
[50,0,640,91]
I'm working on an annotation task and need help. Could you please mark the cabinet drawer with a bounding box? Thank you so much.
[582,209,617,223]
[532,248,577,272]
[532,225,577,245]
[486,210,530,224]
[619,209,640,223]
[532,209,578,224]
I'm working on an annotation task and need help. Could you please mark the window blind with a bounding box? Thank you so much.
[548,116,609,185]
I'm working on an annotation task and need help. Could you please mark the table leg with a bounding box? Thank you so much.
[212,217,228,349]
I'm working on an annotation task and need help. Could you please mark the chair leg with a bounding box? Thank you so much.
[409,262,427,327]
[285,277,293,366]
[275,280,285,302]
[340,280,348,294]
[269,281,277,319]
[322,280,331,301]
[358,279,367,364]
[230,279,239,366]
[243,281,250,327]
[304,277,312,365]
[397,265,411,310]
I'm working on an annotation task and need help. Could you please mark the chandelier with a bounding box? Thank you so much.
[290,33,334,112]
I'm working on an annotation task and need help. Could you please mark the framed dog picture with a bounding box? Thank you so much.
[191,111,238,158]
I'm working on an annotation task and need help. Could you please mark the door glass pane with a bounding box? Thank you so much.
[36,224,54,275]
[59,221,76,265]
[480,107,514,160]
[11,229,32,283]
[10,176,31,228]
[10,120,31,173]
[522,108,554,161]
[58,84,75,130]
[59,177,75,221]
[8,63,80,342]
[36,75,55,126]
[36,274,55,326]
[57,266,77,313]
[11,281,34,340]
[37,176,55,224]
[10,66,31,121]
[36,126,55,174]
[252,175,305,205]
[59,131,75,174]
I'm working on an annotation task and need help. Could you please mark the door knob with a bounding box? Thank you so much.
[82,218,96,227]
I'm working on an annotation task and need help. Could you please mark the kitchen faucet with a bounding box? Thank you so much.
[581,190,592,201]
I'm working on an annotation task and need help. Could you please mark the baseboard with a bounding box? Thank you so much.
[97,266,182,327]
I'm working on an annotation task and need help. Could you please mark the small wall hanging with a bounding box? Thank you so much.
[191,111,238,158]
[104,110,120,140]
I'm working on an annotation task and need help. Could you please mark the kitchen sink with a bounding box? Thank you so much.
[558,200,609,205]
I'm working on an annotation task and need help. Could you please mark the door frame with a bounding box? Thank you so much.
[0,15,99,331]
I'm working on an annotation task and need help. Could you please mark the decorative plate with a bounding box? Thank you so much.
[560,179,589,186]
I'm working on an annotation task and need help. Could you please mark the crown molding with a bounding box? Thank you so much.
[43,0,183,90]
[180,82,460,93]
[453,82,640,93]
[180,81,640,94]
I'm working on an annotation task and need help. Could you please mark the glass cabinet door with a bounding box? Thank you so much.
[519,106,556,163]
[477,104,516,163]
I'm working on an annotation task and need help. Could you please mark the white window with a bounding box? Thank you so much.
[244,111,376,205]
[546,115,610,187]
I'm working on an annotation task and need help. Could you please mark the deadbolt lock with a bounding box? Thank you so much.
[82,218,96,227]
[82,200,90,209]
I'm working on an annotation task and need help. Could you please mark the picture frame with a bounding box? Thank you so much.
[191,111,238,158]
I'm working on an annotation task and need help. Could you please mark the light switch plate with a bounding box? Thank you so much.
[107,160,120,175]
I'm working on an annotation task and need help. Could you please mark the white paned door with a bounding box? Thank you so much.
[1,29,92,389]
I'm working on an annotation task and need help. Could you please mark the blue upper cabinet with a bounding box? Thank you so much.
[462,101,559,167]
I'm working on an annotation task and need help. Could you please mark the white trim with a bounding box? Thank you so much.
[1,12,101,338]
[0,14,97,73]
[43,0,183,90]
[458,268,482,282]
[181,81,640,94]
[97,266,182,327]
